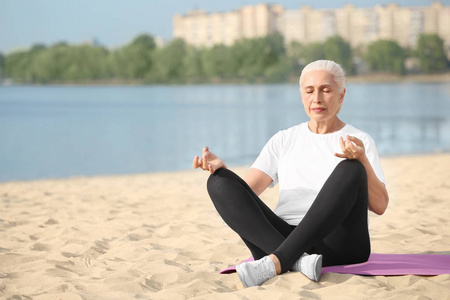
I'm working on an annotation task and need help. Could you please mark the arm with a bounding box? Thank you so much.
[335,135,389,215]
[244,168,273,196]
[359,154,389,215]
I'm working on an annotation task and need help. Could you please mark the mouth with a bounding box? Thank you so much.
[311,107,326,113]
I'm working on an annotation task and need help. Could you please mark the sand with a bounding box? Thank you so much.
[1,154,450,299]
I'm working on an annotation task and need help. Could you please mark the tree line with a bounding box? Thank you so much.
[0,33,448,84]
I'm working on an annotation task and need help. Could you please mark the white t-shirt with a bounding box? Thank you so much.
[251,122,385,226]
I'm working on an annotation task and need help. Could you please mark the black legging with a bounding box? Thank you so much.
[207,159,371,274]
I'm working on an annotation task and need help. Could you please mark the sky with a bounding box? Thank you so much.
[1,0,448,53]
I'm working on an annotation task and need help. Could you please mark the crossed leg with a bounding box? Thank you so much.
[207,159,370,273]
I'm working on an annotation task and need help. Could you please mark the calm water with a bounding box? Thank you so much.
[1,83,450,182]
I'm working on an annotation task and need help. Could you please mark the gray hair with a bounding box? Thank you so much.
[299,60,346,94]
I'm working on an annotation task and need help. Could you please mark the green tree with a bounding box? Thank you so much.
[230,39,252,79]
[182,46,205,82]
[4,43,48,82]
[23,43,109,82]
[148,38,187,83]
[415,34,448,73]
[297,42,325,66]
[202,44,237,79]
[27,44,67,82]
[264,56,292,82]
[4,51,27,79]
[4,42,110,83]
[286,41,305,74]
[131,34,156,50]
[262,33,286,67]
[110,34,156,79]
[231,33,286,81]
[30,44,47,52]
[260,32,288,82]
[323,36,353,74]
[62,45,110,81]
[364,40,406,75]
[0,52,4,77]
[232,38,264,79]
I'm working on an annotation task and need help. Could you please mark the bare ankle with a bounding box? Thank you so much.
[269,254,282,275]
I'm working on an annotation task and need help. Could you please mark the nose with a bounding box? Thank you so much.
[312,91,322,103]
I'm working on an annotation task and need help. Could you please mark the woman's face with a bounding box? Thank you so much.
[300,70,345,123]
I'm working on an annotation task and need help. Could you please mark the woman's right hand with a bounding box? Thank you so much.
[193,146,227,174]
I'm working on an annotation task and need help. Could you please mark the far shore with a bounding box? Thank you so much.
[1,72,450,87]
[346,72,450,83]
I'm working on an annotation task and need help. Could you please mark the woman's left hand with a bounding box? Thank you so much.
[335,135,366,161]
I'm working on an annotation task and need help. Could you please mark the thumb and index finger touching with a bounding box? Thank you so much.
[345,135,364,146]
[334,135,364,159]
[193,146,216,173]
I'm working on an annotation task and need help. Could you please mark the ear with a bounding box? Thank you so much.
[339,88,346,103]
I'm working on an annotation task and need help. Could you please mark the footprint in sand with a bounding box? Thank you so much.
[31,243,50,251]
[83,239,109,267]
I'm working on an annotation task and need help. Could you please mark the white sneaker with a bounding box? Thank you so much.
[291,253,323,282]
[236,256,276,287]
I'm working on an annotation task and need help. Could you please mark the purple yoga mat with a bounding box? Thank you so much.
[219,253,450,276]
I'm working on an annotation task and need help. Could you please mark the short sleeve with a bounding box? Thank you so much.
[363,135,386,185]
[251,131,284,188]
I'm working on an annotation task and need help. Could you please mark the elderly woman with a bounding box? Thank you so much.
[193,60,389,287]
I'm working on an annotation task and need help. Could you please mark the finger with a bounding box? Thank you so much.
[203,146,209,154]
[343,141,356,158]
[346,139,357,153]
[208,164,214,174]
[202,152,209,170]
[347,136,363,154]
[198,158,209,171]
[347,135,363,146]
[198,157,207,170]
[339,137,350,157]
[338,138,352,159]
[339,136,346,152]
[344,137,354,148]
[334,152,346,158]
[193,155,199,169]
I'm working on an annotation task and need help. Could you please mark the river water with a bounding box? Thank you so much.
[1,83,449,181]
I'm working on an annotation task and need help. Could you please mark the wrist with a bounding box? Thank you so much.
[358,153,369,164]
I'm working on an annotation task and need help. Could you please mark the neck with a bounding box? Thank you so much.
[308,118,345,134]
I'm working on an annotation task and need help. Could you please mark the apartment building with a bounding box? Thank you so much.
[334,5,379,47]
[173,2,450,50]
[280,6,337,45]
[173,9,238,47]
[173,4,283,47]
[374,3,421,48]
[423,2,450,46]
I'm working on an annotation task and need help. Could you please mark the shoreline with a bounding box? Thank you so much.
[2,72,450,87]
[2,151,449,184]
[346,72,450,83]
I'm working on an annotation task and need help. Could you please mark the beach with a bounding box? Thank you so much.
[1,154,450,299]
